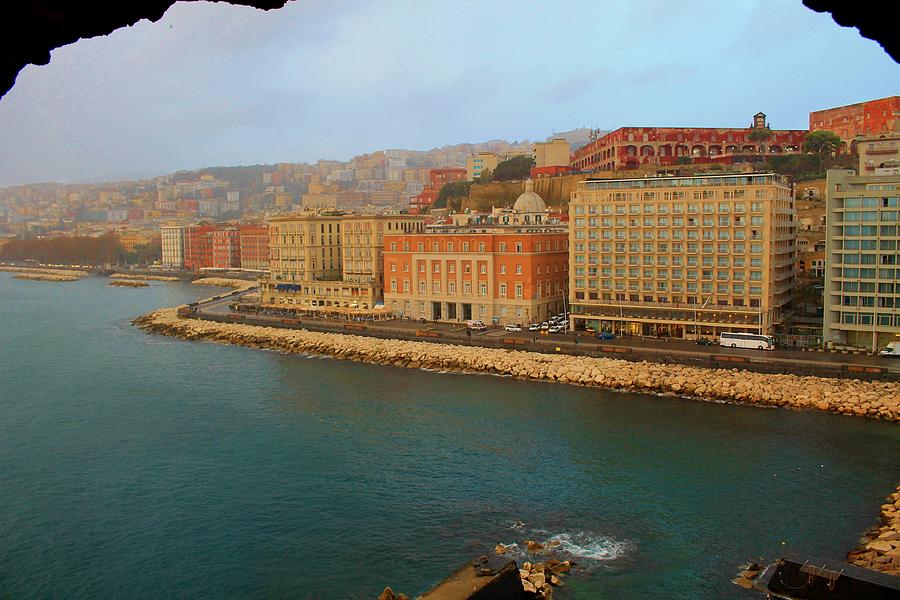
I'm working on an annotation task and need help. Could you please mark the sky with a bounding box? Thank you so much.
[0,0,897,186]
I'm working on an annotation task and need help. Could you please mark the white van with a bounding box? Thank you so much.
[879,342,900,357]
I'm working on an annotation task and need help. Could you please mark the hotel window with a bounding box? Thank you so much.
[433,281,441,293]
[499,242,507,252]
[479,283,487,296]
[419,262,426,273]
[515,242,523,252]
[390,280,397,292]
[500,264,506,274]
[433,262,440,273]
[479,264,487,274]
[499,283,507,297]
[390,262,397,272]
[403,281,410,293]
[390,242,397,251]
[419,281,426,292]
[432,242,439,252]
[463,242,470,252]
[464,282,471,294]
[515,264,522,275]
[448,263,455,274]
[479,243,486,252]
[464,263,471,274]
[447,242,454,252]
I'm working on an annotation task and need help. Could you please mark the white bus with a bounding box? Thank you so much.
[719,332,775,351]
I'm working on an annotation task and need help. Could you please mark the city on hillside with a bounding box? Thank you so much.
[1,96,898,352]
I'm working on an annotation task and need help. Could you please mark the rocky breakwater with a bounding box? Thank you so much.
[111,273,179,282]
[132,307,900,422]
[110,280,149,288]
[192,277,257,290]
[848,485,900,576]
[13,272,81,282]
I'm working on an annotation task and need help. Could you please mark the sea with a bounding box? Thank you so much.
[1,272,898,599]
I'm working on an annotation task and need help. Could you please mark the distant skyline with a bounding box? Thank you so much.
[0,0,897,187]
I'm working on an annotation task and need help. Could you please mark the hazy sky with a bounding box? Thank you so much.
[0,0,897,186]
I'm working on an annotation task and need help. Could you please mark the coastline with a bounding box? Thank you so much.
[133,306,900,422]
[848,485,900,576]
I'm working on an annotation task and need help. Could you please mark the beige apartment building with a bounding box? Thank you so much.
[466,152,500,181]
[533,138,571,168]
[569,172,797,339]
[261,212,425,309]
[823,134,900,351]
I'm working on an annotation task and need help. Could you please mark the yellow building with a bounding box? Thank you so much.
[466,152,500,181]
[533,138,570,168]
[569,172,796,339]
[118,228,158,252]
[261,212,425,309]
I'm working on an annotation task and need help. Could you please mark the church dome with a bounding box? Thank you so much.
[513,180,546,213]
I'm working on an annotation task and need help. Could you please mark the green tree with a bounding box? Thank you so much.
[748,127,773,143]
[492,155,535,181]
[475,168,493,184]
[434,180,472,209]
[803,130,842,155]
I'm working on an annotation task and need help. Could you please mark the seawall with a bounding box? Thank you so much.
[134,307,900,422]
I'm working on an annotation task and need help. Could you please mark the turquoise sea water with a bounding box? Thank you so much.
[0,272,898,599]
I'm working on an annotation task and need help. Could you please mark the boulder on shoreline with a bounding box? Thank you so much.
[131,307,900,423]
[848,485,900,576]
[13,272,80,282]
[191,277,257,290]
[110,280,149,288]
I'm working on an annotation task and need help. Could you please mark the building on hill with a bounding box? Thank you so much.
[568,172,797,339]
[409,167,467,214]
[183,224,216,270]
[570,112,806,172]
[211,227,241,269]
[161,225,184,268]
[466,152,500,181]
[531,139,571,178]
[239,223,269,272]
[809,96,899,151]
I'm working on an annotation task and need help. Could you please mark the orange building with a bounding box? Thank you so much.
[809,96,899,150]
[183,224,215,271]
[385,187,567,324]
[383,227,568,325]
[239,223,269,271]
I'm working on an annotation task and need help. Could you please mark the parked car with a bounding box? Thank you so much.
[596,331,616,340]
[504,324,522,332]
[528,323,541,331]
[465,319,487,331]
[541,322,550,330]
[548,325,564,334]
[695,338,715,346]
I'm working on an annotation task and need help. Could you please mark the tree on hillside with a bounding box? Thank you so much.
[492,155,535,181]
[803,130,842,156]
[748,127,773,152]
[434,181,471,210]
[475,168,493,184]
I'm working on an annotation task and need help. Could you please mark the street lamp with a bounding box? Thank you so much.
[694,295,711,340]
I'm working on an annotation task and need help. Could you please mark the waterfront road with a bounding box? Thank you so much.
[187,295,899,377]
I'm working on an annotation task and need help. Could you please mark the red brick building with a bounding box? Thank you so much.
[183,224,216,270]
[410,167,467,213]
[382,226,569,325]
[238,223,269,271]
[211,227,241,269]
[809,96,899,150]
[571,113,806,172]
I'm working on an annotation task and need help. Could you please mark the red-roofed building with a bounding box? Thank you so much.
[809,96,900,151]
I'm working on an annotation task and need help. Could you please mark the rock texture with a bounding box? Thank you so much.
[13,272,80,282]
[133,308,900,422]
[110,280,149,287]
[848,485,900,576]
[111,273,179,281]
[191,277,257,290]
